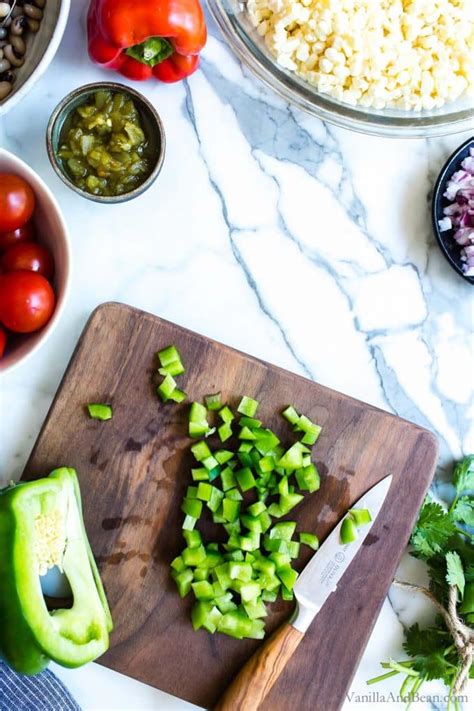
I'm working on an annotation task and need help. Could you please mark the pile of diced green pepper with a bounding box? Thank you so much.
[157,346,322,641]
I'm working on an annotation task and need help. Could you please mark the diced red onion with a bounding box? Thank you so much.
[439,146,474,275]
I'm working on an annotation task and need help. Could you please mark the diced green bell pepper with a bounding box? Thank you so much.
[197,482,212,501]
[221,467,237,491]
[174,568,193,597]
[215,450,234,465]
[277,565,298,591]
[218,423,233,442]
[228,562,252,581]
[299,532,319,550]
[182,515,197,531]
[191,467,209,482]
[191,580,214,601]
[181,498,202,519]
[205,392,222,411]
[192,601,222,632]
[269,522,297,541]
[282,405,299,425]
[341,517,358,544]
[191,441,211,461]
[157,345,184,369]
[87,403,112,421]
[236,467,256,492]
[243,597,267,619]
[277,442,309,471]
[239,416,262,429]
[171,555,186,572]
[182,545,206,567]
[222,499,240,522]
[239,426,257,441]
[237,396,259,417]
[215,593,237,614]
[240,582,261,603]
[183,530,202,549]
[349,508,372,526]
[295,464,320,493]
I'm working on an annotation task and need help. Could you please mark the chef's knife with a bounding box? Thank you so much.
[214,474,392,711]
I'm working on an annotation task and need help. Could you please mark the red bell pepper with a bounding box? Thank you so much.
[87,0,207,84]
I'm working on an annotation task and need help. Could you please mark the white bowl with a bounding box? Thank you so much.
[0,0,70,116]
[0,147,71,374]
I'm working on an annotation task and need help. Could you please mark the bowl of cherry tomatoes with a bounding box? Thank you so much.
[0,148,70,373]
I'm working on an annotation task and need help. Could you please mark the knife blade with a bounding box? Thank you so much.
[215,474,393,711]
[291,473,393,632]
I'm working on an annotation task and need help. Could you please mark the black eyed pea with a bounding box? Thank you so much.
[24,4,43,21]
[11,5,24,19]
[26,17,40,32]
[0,80,12,100]
[4,44,23,67]
[11,15,27,35]
[10,35,25,55]
[0,58,10,73]
[0,68,14,83]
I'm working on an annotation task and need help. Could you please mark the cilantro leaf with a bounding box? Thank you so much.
[452,496,474,526]
[413,652,453,682]
[453,455,474,497]
[445,551,465,598]
[410,501,456,559]
[465,563,474,582]
[403,624,451,658]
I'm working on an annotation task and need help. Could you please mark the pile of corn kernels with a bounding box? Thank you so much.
[247,0,474,110]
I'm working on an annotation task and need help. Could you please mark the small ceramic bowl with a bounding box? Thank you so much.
[0,0,71,116]
[0,148,71,374]
[432,137,474,285]
[46,82,166,204]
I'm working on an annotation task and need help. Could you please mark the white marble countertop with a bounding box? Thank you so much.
[0,1,472,709]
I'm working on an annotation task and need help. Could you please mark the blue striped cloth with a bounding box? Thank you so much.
[0,663,80,711]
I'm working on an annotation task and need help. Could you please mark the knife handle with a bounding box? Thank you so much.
[214,622,304,711]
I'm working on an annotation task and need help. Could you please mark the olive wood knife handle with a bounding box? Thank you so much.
[214,622,304,711]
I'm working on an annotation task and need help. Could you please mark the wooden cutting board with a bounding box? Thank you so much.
[24,302,438,710]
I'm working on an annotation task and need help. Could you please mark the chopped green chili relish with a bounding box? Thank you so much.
[58,90,151,197]
[167,396,326,640]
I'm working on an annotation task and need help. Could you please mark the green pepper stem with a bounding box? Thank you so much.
[126,37,173,67]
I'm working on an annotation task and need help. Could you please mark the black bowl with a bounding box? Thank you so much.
[432,137,474,285]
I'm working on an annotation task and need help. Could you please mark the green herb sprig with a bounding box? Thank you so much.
[369,455,474,709]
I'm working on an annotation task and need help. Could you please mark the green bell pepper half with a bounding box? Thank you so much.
[0,468,113,675]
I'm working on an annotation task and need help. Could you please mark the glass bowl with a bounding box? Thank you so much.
[207,0,474,138]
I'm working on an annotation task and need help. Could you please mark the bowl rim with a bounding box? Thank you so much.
[207,0,474,138]
[0,147,72,375]
[0,0,71,117]
[46,81,166,204]
[431,137,474,286]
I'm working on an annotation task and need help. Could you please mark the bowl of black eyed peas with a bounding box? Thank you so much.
[0,0,70,114]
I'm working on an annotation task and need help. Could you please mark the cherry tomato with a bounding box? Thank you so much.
[0,271,55,333]
[1,243,54,279]
[0,221,36,252]
[0,326,6,358]
[0,174,35,232]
